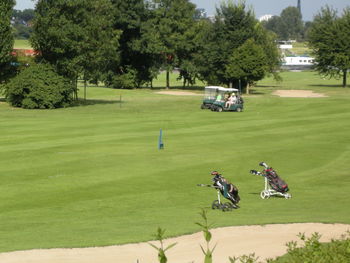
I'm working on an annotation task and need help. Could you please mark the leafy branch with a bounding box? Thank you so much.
[149,227,177,263]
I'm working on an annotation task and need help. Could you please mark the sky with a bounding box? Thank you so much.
[15,0,350,21]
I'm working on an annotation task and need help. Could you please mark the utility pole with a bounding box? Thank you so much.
[297,0,301,15]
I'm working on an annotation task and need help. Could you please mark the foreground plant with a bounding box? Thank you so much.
[269,231,350,263]
[195,209,217,263]
[229,253,260,263]
[149,227,177,263]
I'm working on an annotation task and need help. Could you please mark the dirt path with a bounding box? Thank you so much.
[272,90,327,98]
[0,223,348,263]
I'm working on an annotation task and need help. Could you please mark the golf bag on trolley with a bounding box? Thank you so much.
[212,174,240,205]
[250,162,291,199]
[197,171,240,211]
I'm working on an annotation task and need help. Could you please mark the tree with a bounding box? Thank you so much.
[176,16,211,87]
[139,0,197,89]
[308,6,350,87]
[17,9,35,23]
[198,0,257,86]
[0,0,15,83]
[11,9,35,39]
[197,0,280,90]
[4,63,74,109]
[279,6,303,40]
[262,15,282,37]
[262,6,304,41]
[104,0,153,89]
[31,0,120,98]
[185,19,213,86]
[225,39,268,94]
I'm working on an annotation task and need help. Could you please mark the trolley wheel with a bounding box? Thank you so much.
[284,193,292,199]
[212,200,220,209]
[260,190,270,199]
[220,203,228,212]
[217,107,223,112]
[224,202,233,211]
[236,107,242,112]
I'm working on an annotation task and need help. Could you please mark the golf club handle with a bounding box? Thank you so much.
[250,170,261,175]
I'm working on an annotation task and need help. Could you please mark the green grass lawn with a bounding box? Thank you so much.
[290,42,311,56]
[0,71,349,252]
[13,39,31,49]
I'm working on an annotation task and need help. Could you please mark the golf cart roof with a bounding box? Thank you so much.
[205,86,238,92]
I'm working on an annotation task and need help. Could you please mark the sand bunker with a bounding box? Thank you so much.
[0,223,348,263]
[156,90,202,96]
[273,90,327,98]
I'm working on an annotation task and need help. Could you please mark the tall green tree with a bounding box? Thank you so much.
[225,39,268,94]
[12,9,35,39]
[198,0,257,86]
[279,6,303,40]
[104,0,153,89]
[31,0,120,98]
[139,0,196,89]
[176,17,211,87]
[262,6,304,41]
[197,0,280,90]
[308,6,350,87]
[186,19,213,86]
[0,0,15,83]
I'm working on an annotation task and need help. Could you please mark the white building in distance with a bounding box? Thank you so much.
[259,14,273,22]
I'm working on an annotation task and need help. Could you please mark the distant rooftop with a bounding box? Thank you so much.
[259,14,273,22]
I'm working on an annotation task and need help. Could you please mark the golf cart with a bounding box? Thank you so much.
[210,87,244,112]
[201,86,224,109]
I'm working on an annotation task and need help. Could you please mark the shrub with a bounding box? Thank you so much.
[268,231,350,263]
[106,67,137,89]
[4,63,74,109]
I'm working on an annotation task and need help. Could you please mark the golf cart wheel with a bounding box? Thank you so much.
[236,107,242,112]
[260,190,270,199]
[217,107,223,112]
[201,104,206,109]
[212,200,220,209]
[211,106,216,111]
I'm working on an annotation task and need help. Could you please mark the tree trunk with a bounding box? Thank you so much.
[166,69,170,89]
[246,82,250,95]
[84,79,87,100]
[72,77,78,100]
[229,81,233,89]
[343,70,347,88]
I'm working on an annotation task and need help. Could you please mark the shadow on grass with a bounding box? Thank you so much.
[247,90,266,95]
[150,85,204,91]
[72,98,121,107]
[248,192,261,195]
[255,84,281,88]
[0,97,6,102]
[308,84,345,88]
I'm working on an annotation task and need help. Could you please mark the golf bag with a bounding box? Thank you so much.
[212,174,240,204]
[250,162,291,199]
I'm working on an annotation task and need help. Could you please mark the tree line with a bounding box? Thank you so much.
[11,8,35,39]
[262,4,350,88]
[0,0,349,109]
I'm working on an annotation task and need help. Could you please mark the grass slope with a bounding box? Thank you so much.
[13,39,31,49]
[0,71,349,252]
